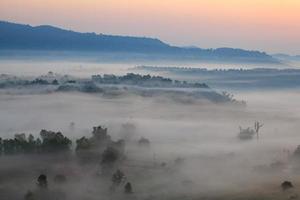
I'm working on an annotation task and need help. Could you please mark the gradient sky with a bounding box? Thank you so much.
[0,0,299,54]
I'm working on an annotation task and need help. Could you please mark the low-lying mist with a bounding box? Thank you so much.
[1,86,300,199]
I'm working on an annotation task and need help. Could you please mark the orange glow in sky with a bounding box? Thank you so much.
[0,0,299,54]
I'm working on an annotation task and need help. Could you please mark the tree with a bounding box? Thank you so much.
[15,133,26,142]
[28,134,34,143]
[92,126,110,142]
[281,181,293,191]
[40,130,72,153]
[37,174,48,189]
[254,121,263,140]
[124,182,133,194]
[76,137,91,151]
[238,126,255,140]
[138,137,150,147]
[52,79,59,85]
[101,147,120,166]
[3,139,16,154]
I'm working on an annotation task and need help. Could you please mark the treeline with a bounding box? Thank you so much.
[0,72,246,105]
[75,126,126,166]
[135,66,300,75]
[0,72,209,89]
[92,73,209,88]
[0,125,150,166]
[0,130,71,155]
[0,78,60,88]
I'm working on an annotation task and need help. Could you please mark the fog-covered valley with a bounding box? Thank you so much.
[1,60,300,200]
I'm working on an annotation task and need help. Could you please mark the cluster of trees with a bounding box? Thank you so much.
[0,125,148,159]
[0,71,78,89]
[40,130,72,153]
[0,130,72,155]
[0,124,153,200]
[1,73,209,90]
[28,78,59,85]
[57,81,101,93]
[2,73,248,105]
[91,73,209,88]
[0,78,60,88]
[76,126,126,168]
[0,133,38,154]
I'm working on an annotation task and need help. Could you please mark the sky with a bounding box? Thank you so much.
[0,0,299,55]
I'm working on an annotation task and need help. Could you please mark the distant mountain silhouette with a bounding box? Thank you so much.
[0,21,278,63]
[273,54,300,61]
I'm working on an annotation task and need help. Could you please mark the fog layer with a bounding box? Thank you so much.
[0,61,300,199]
[0,88,300,199]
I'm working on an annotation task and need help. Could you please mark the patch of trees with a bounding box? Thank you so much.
[40,130,72,153]
[0,73,246,106]
[2,73,209,89]
[281,181,293,191]
[76,126,125,166]
[0,124,152,163]
[92,73,209,88]
[0,78,60,89]
[0,130,72,155]
[57,81,101,93]
[0,125,127,159]
[0,124,154,199]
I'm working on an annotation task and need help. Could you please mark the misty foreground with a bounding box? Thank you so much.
[1,74,300,200]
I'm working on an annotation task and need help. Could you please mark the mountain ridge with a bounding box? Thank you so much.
[0,20,278,63]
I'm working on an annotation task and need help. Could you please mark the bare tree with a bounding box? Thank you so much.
[37,174,48,189]
[254,121,263,140]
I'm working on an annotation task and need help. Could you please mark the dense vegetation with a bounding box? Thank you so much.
[91,73,209,88]
[0,126,129,161]
[0,130,71,155]
[0,72,245,105]
[0,72,209,89]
